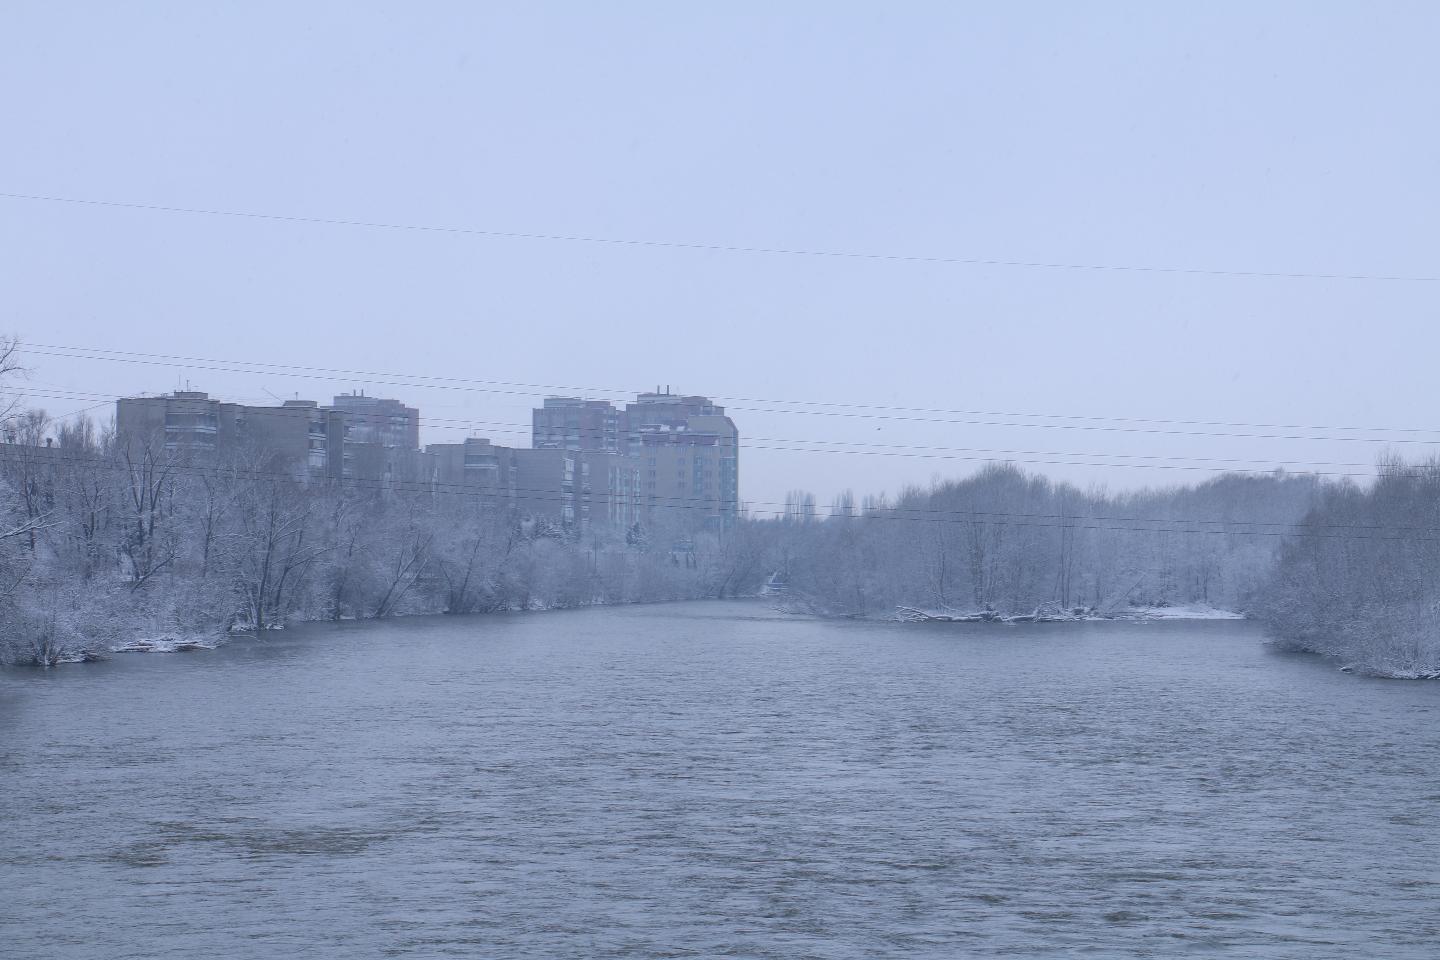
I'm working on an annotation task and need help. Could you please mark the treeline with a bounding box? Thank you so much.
[1253,457,1440,678]
[0,413,774,665]
[771,464,1322,619]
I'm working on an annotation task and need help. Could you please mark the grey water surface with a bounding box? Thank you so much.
[2,601,1437,959]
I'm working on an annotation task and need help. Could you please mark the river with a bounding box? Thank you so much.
[2,601,1438,958]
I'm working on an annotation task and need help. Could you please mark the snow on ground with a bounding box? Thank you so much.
[1119,604,1245,620]
[1340,662,1440,681]
[893,603,1246,623]
[111,636,221,654]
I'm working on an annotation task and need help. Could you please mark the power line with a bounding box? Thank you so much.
[3,190,1437,283]
[11,385,1386,474]
[26,341,1440,437]
[6,443,1440,542]
[24,345,1440,447]
[4,386,1402,481]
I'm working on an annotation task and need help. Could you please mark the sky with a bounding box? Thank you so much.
[1,1,1437,514]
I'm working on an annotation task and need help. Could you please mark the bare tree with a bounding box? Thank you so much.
[0,335,25,430]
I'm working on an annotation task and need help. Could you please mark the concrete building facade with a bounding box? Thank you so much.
[532,397,622,454]
[426,436,520,511]
[530,389,739,527]
[114,384,735,530]
[116,391,418,485]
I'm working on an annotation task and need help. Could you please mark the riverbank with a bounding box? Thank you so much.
[24,593,749,668]
[893,603,1244,624]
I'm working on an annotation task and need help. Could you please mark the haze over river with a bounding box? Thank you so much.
[3,601,1438,958]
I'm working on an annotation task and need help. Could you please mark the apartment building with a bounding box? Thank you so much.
[115,390,223,457]
[114,384,735,529]
[427,437,641,528]
[530,389,739,527]
[116,390,417,484]
[511,447,578,523]
[116,392,341,478]
[426,436,519,508]
[532,397,622,454]
[329,392,420,449]
[584,451,642,527]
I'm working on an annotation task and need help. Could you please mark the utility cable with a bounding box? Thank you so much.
[4,190,1436,283]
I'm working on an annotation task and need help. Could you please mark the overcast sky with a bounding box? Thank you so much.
[2,2,1437,512]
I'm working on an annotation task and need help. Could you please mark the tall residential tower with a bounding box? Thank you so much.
[530,389,739,526]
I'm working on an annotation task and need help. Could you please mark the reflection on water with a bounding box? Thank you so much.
[2,601,1438,958]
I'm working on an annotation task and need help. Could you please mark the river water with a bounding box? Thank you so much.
[2,601,1438,958]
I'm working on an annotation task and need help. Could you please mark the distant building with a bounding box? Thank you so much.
[428,438,642,528]
[113,383,736,528]
[584,451,642,527]
[427,436,518,508]
[623,392,738,526]
[621,392,727,453]
[115,390,223,458]
[329,392,420,450]
[532,397,623,454]
[511,447,579,524]
[529,388,739,527]
[115,390,418,485]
